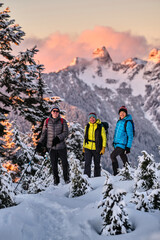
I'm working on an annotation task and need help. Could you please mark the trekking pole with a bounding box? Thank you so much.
[34,148,52,179]
[14,149,37,193]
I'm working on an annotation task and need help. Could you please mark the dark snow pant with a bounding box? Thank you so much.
[84,148,101,178]
[110,147,128,176]
[50,148,69,184]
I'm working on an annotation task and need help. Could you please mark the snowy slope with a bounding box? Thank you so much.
[0,176,160,240]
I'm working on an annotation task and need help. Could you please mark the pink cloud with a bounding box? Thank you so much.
[15,26,157,73]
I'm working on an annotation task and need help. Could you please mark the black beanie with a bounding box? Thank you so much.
[119,106,128,115]
[50,105,60,112]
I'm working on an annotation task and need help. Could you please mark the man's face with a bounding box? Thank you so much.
[89,116,96,124]
[51,109,59,119]
[119,111,126,119]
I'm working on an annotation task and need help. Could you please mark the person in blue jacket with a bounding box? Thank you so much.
[110,106,134,175]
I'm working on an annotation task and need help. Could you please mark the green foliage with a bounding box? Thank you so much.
[118,163,134,181]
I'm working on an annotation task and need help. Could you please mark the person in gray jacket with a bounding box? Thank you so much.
[36,105,69,185]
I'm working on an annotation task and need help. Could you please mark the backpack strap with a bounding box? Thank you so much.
[84,123,90,144]
[124,120,130,132]
[124,120,135,136]
[45,118,49,127]
[60,118,63,124]
[60,118,64,132]
[45,117,63,128]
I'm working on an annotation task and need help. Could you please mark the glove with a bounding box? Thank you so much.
[52,136,60,146]
[35,142,43,153]
[100,147,105,155]
[82,147,85,153]
[125,147,130,154]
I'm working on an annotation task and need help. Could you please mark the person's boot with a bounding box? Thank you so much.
[54,176,60,185]
[64,175,70,184]
[112,162,118,176]
[65,178,70,184]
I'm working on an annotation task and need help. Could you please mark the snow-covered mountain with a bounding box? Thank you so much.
[42,46,160,169]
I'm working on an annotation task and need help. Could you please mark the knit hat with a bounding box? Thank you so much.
[119,106,128,115]
[51,105,60,112]
[88,112,97,120]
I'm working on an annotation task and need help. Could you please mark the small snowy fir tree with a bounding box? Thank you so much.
[148,189,160,210]
[69,153,91,198]
[28,152,53,194]
[11,125,43,193]
[130,191,150,212]
[118,162,134,181]
[134,151,159,191]
[66,122,84,167]
[99,176,132,235]
[0,159,15,208]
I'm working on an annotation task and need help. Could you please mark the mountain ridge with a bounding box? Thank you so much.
[43,46,160,170]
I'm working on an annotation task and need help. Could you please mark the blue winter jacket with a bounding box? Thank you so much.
[113,114,134,149]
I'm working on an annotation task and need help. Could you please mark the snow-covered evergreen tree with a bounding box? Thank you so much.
[130,191,150,212]
[0,4,24,143]
[0,3,52,158]
[148,189,160,210]
[99,177,132,235]
[0,118,16,161]
[69,153,91,198]
[11,125,43,192]
[118,162,134,181]
[131,150,160,212]
[31,72,53,143]
[0,158,15,208]
[134,151,159,191]
[66,122,84,167]
[28,152,53,194]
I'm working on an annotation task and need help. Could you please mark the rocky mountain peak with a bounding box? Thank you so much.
[148,48,160,63]
[122,57,147,67]
[92,46,112,64]
[69,57,79,66]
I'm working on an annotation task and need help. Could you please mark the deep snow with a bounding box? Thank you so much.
[0,175,160,240]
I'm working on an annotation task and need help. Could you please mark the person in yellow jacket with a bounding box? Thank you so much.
[83,112,107,177]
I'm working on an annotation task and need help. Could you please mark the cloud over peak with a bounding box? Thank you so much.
[16,26,157,72]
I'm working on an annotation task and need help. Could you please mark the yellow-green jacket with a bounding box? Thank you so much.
[83,119,107,153]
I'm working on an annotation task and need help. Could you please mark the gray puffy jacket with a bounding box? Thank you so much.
[40,115,68,150]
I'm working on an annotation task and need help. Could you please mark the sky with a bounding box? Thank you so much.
[3,0,160,72]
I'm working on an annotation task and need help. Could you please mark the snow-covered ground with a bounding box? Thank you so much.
[0,176,160,240]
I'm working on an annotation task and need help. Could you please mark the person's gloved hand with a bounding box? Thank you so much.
[52,136,60,146]
[100,147,105,155]
[125,147,130,154]
[82,147,85,153]
[35,142,43,153]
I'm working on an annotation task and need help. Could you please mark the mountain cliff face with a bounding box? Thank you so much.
[42,46,160,171]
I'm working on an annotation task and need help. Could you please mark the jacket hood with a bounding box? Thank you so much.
[125,114,132,120]
[119,114,132,121]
